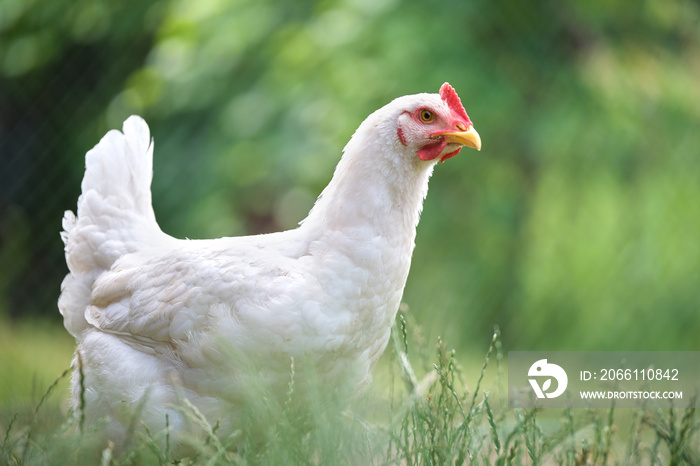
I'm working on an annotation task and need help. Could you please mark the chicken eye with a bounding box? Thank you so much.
[419,109,435,123]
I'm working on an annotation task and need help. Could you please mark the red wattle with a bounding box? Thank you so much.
[417,139,448,161]
[440,147,462,163]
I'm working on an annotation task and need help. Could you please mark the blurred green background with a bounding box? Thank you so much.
[1,0,699,359]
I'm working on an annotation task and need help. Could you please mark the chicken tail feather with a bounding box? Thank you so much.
[60,116,169,335]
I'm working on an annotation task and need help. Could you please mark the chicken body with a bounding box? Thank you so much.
[59,83,480,449]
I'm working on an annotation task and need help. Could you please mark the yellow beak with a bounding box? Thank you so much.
[439,125,481,151]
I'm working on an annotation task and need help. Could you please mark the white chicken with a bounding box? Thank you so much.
[59,83,481,449]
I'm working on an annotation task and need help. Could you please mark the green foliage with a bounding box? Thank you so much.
[1,0,699,348]
[2,316,698,465]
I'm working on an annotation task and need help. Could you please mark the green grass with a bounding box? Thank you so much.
[0,314,698,465]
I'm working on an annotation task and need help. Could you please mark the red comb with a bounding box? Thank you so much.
[439,82,471,125]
